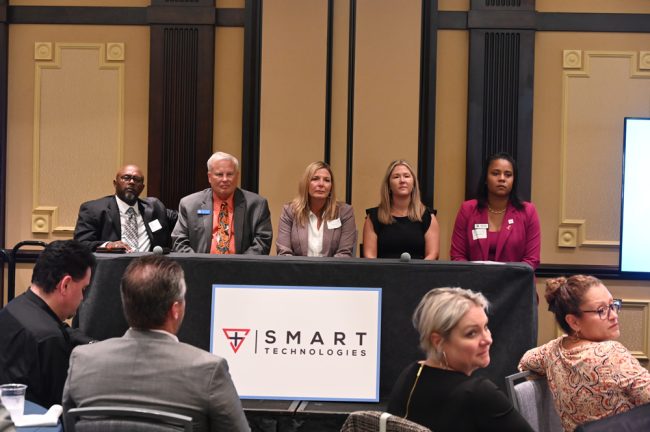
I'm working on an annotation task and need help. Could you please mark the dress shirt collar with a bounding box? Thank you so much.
[115,195,141,215]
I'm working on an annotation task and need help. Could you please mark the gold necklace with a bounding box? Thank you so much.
[488,206,506,214]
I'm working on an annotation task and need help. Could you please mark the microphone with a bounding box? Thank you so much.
[153,245,164,255]
[400,252,411,262]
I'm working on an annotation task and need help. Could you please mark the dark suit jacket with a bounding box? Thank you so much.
[62,329,250,432]
[172,188,272,254]
[450,199,541,269]
[73,195,175,251]
[275,203,357,257]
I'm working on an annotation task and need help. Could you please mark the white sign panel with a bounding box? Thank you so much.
[210,285,381,402]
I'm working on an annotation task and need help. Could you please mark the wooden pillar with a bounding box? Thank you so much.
[147,0,216,209]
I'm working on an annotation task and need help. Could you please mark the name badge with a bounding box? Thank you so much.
[197,209,211,215]
[472,228,487,240]
[148,219,163,233]
[327,218,342,229]
[474,223,488,229]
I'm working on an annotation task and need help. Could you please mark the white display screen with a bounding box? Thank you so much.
[620,118,650,274]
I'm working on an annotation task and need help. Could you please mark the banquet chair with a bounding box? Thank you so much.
[505,371,562,432]
[574,402,650,431]
[340,410,432,432]
[64,406,193,432]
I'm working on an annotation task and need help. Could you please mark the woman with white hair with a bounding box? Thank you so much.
[388,287,532,432]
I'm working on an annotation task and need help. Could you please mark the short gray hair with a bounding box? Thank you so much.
[207,151,240,172]
[412,287,489,361]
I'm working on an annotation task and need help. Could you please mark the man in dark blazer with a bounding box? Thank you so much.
[74,164,176,252]
[62,255,250,431]
[172,152,272,254]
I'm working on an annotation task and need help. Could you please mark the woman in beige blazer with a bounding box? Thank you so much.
[276,161,357,257]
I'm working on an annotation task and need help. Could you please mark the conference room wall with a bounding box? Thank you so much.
[5,24,150,295]
[2,1,650,361]
[9,0,149,5]
[536,0,650,13]
[532,30,650,353]
[532,31,650,267]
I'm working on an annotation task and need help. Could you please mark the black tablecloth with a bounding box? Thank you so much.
[76,254,537,397]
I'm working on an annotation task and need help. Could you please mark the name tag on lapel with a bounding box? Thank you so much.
[197,209,211,216]
[472,228,487,240]
[148,219,163,232]
[327,218,342,229]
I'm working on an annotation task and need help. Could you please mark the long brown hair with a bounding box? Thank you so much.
[377,160,426,224]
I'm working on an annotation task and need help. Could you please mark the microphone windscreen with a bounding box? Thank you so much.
[400,252,411,262]
[153,245,164,255]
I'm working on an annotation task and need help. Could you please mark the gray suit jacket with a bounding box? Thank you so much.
[276,203,357,257]
[172,188,272,254]
[62,329,250,432]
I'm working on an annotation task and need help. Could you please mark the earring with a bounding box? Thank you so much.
[442,351,450,370]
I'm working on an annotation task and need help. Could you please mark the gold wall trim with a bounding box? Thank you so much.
[619,299,649,360]
[31,42,125,234]
[559,50,650,248]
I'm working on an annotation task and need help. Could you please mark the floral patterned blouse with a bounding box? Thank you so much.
[518,336,650,431]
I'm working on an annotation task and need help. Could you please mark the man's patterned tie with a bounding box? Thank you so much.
[124,207,139,251]
[214,202,230,254]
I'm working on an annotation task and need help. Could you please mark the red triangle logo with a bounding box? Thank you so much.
[222,328,250,353]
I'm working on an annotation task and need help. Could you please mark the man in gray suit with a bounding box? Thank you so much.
[62,255,250,432]
[172,152,272,254]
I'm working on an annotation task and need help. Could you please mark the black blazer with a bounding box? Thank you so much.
[73,195,175,251]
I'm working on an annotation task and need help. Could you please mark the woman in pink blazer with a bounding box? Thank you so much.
[450,153,540,269]
[276,161,357,257]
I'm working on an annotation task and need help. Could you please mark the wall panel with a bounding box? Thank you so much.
[213,26,244,160]
[258,0,328,252]
[434,30,468,260]
[532,32,650,266]
[351,0,421,240]
[6,24,149,294]
[536,0,650,14]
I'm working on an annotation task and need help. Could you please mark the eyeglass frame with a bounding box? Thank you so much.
[580,299,622,320]
[118,174,144,184]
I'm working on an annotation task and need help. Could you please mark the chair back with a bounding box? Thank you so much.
[574,402,650,431]
[65,406,193,432]
[340,410,432,432]
[505,371,562,432]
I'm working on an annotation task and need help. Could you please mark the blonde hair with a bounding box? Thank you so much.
[290,161,339,226]
[412,287,489,362]
[377,160,427,225]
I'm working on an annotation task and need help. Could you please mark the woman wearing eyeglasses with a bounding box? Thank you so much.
[519,275,650,432]
[387,287,532,432]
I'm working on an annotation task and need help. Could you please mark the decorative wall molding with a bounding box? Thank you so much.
[32,42,125,233]
[620,299,650,360]
[558,50,650,248]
